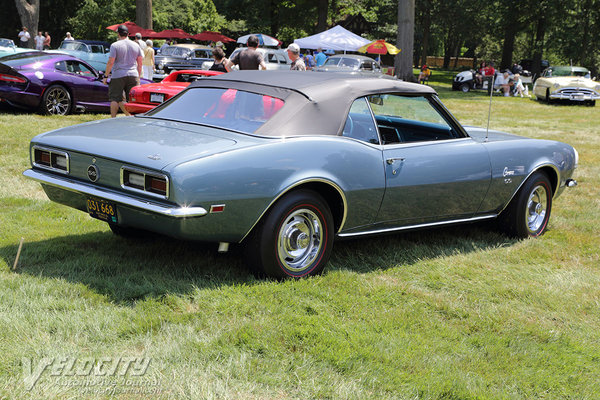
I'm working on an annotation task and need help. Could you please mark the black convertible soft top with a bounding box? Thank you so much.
[187,70,438,137]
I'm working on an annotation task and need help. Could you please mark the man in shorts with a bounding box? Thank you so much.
[225,35,266,71]
[103,25,143,117]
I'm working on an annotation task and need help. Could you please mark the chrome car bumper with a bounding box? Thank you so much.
[550,87,600,101]
[23,169,207,218]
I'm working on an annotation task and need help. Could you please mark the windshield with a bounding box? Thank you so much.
[324,57,360,69]
[159,46,188,57]
[59,42,86,51]
[0,39,15,47]
[146,87,285,134]
[547,67,590,77]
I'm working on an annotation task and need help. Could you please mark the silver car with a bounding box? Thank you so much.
[228,47,291,70]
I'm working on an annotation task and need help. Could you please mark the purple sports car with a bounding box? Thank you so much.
[0,51,149,115]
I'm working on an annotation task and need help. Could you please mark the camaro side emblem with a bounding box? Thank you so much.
[87,165,99,182]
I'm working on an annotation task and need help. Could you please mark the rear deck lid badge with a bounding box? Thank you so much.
[87,165,99,182]
[148,154,161,160]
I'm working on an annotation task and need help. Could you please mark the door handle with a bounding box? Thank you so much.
[386,157,405,165]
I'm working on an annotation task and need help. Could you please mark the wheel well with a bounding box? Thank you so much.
[287,182,346,233]
[536,166,558,196]
[40,82,73,103]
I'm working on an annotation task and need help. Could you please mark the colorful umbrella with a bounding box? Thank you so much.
[105,21,155,37]
[191,31,235,43]
[148,29,192,40]
[357,40,401,55]
[237,33,281,47]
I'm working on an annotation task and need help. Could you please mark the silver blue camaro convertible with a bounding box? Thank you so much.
[24,71,578,278]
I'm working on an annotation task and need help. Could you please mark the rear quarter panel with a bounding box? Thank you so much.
[166,136,386,242]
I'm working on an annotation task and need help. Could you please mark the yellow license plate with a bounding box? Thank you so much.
[86,198,117,223]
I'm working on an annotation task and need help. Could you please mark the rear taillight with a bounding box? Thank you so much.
[32,146,69,173]
[121,167,169,199]
[0,73,27,84]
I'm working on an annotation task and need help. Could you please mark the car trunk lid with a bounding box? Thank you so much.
[31,117,263,170]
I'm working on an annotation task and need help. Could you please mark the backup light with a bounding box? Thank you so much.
[127,172,145,188]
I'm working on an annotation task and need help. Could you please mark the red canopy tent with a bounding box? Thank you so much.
[148,29,192,40]
[105,21,155,37]
[191,31,235,43]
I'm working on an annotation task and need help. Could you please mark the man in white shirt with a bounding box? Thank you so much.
[494,71,513,97]
[34,31,45,50]
[18,27,30,48]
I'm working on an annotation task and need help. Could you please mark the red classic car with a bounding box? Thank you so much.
[125,69,224,114]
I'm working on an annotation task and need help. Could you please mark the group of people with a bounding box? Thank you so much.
[17,27,77,50]
[476,61,527,97]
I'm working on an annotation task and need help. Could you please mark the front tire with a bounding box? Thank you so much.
[40,84,72,115]
[245,190,334,279]
[498,171,553,238]
[460,83,470,93]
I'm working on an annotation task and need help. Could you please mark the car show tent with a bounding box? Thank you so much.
[293,25,371,52]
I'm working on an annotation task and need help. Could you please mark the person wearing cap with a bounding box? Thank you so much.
[64,32,74,41]
[103,24,143,118]
[134,32,147,50]
[418,65,431,84]
[225,35,266,71]
[287,43,306,71]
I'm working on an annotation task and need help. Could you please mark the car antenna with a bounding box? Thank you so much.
[485,74,495,142]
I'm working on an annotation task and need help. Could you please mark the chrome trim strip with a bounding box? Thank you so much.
[120,165,170,200]
[24,169,207,218]
[31,145,70,175]
[239,178,348,242]
[337,214,497,238]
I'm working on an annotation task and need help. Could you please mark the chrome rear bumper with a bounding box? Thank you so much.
[23,169,207,218]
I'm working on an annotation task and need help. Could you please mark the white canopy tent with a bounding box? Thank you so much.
[293,25,371,52]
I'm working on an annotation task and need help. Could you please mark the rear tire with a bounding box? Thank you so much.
[108,223,153,239]
[40,84,72,115]
[498,171,552,238]
[460,83,470,93]
[244,189,334,279]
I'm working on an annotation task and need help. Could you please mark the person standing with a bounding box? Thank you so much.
[314,47,327,67]
[209,47,227,73]
[43,31,51,49]
[142,40,154,80]
[34,31,45,50]
[224,35,266,71]
[287,43,306,71]
[64,32,74,41]
[18,27,30,48]
[134,33,147,50]
[103,25,143,118]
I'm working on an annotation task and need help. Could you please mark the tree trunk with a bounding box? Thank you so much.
[269,0,279,38]
[316,0,328,33]
[500,23,517,70]
[395,0,415,81]
[531,15,546,78]
[136,0,152,30]
[14,0,39,48]
[419,2,431,67]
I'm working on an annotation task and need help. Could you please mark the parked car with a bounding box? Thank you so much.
[533,66,599,106]
[125,69,223,114]
[0,51,150,115]
[314,54,382,73]
[48,40,111,72]
[228,47,291,70]
[0,38,30,58]
[24,71,578,278]
[452,69,496,93]
[154,44,212,80]
[162,47,214,73]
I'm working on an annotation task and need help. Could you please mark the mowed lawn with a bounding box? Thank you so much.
[1,72,599,399]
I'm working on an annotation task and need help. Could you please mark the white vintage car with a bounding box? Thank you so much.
[533,66,600,106]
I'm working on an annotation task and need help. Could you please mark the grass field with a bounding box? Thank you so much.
[1,72,599,399]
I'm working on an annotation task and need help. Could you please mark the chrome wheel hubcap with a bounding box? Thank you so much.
[277,208,323,272]
[526,185,547,233]
[45,88,69,115]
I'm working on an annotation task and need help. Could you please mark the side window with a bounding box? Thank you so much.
[65,61,95,76]
[369,95,456,144]
[267,53,278,63]
[342,97,379,144]
[55,61,67,72]
[361,62,373,71]
[276,54,286,64]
